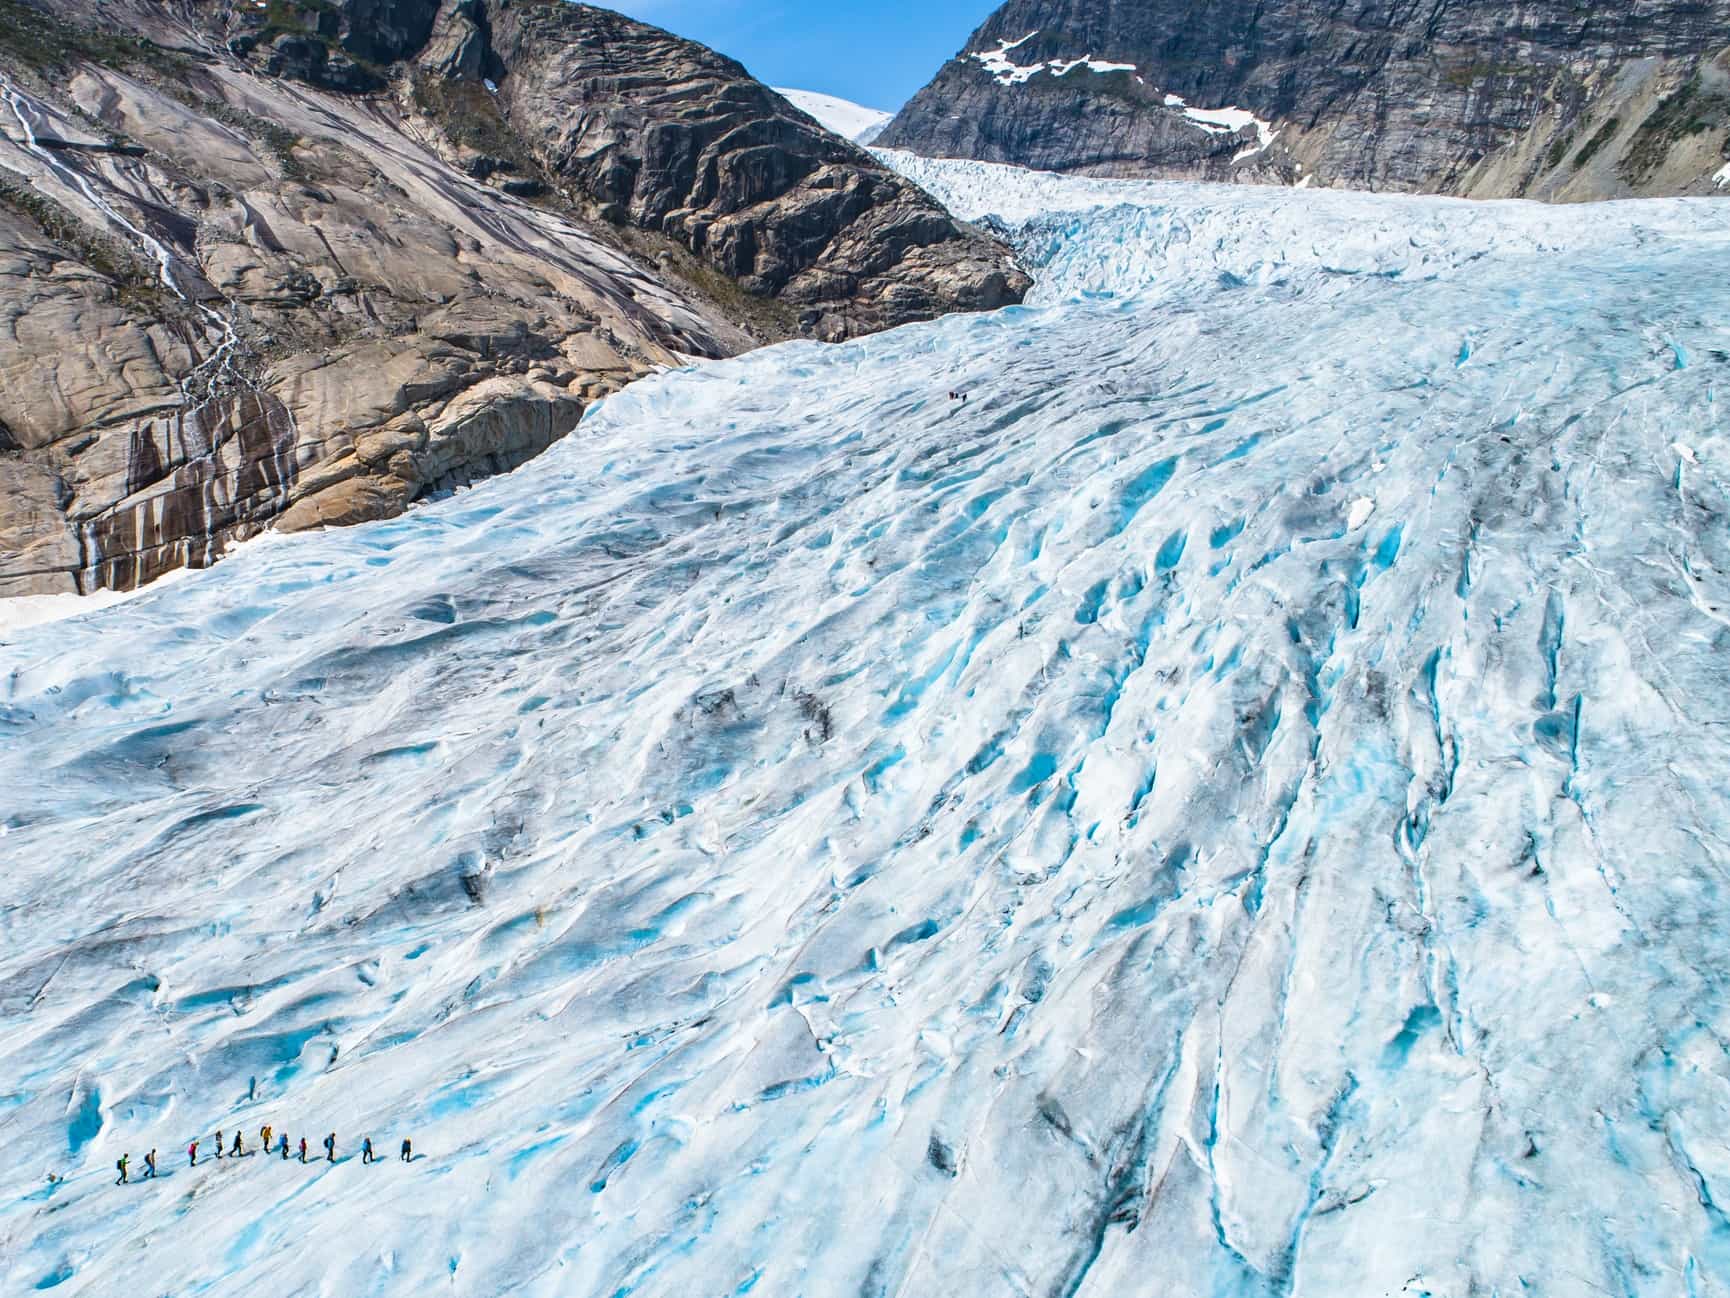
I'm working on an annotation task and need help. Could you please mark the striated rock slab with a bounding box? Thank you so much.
[0,26,738,595]
[483,2,1028,341]
[0,0,1026,596]
[877,0,1730,200]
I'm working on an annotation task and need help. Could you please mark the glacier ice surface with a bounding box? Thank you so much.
[771,88,892,145]
[4,159,1730,1297]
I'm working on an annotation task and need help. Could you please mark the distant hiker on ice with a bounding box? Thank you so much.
[298,1137,308,1163]
[214,1130,223,1160]
[142,1150,157,1180]
[279,1134,290,1160]
[400,1137,412,1163]
[188,1140,198,1167]
[261,1124,272,1153]
[230,1131,243,1157]
[361,1137,374,1164]
[114,1155,129,1184]
[324,1133,336,1163]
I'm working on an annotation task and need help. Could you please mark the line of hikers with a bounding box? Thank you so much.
[114,1127,413,1184]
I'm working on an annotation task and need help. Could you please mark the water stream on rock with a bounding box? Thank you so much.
[1,71,303,588]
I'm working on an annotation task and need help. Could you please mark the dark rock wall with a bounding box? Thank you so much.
[878,0,1730,199]
[481,2,1027,340]
[213,0,1026,338]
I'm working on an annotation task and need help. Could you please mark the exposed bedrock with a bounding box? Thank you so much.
[877,0,1730,200]
[0,0,1027,595]
[0,49,721,597]
[483,2,1028,341]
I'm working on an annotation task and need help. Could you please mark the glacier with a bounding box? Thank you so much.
[4,159,1730,1298]
[772,88,893,145]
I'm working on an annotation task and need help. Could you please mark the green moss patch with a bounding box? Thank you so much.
[0,169,176,312]
[1442,62,1525,90]
[410,71,536,170]
[1572,116,1622,169]
[1620,77,1730,184]
[0,0,192,77]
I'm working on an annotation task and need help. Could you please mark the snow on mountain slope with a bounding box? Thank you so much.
[5,167,1730,1297]
[773,87,894,143]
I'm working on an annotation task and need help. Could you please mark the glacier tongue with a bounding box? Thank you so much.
[879,148,1730,307]
[4,166,1730,1297]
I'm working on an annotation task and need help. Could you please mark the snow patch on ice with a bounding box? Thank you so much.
[0,528,290,638]
[0,581,176,638]
[1346,497,1377,530]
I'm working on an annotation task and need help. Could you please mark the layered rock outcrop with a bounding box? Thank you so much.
[484,3,1026,340]
[877,0,1730,200]
[0,0,1025,596]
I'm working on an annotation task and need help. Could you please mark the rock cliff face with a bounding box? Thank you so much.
[487,4,1024,341]
[877,0,1730,200]
[0,0,1026,596]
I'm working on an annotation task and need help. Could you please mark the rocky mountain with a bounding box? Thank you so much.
[0,0,1026,597]
[877,0,1730,200]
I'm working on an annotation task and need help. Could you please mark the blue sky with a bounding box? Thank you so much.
[603,1,1000,110]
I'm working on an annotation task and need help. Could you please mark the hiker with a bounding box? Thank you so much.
[188,1139,199,1166]
[142,1150,157,1180]
[261,1124,272,1153]
[323,1133,336,1163]
[215,1130,224,1160]
[298,1137,307,1164]
[361,1137,374,1165]
[279,1133,289,1160]
[399,1137,412,1163]
[230,1131,243,1158]
[115,1154,129,1185]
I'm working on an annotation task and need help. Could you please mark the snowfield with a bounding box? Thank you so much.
[5,159,1730,1297]
[772,88,893,145]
